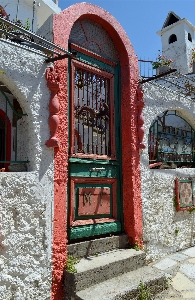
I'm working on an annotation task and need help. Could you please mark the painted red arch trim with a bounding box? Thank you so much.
[52,3,143,299]
[0,109,11,171]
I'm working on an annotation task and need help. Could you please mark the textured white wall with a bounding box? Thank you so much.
[142,81,195,261]
[0,40,54,299]
[0,0,60,31]
[157,19,195,74]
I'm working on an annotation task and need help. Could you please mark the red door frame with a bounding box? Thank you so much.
[51,4,143,299]
[0,109,11,171]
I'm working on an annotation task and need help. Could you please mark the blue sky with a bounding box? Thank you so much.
[58,0,195,61]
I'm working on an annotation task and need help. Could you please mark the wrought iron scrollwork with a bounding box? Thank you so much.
[74,67,111,155]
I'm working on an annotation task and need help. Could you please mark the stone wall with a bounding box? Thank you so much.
[141,81,195,261]
[0,40,54,299]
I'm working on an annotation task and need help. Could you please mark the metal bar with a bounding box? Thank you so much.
[45,54,74,63]
[0,160,29,163]
[0,37,47,57]
[157,77,192,95]
[140,69,177,83]
[0,16,73,56]
[15,120,17,161]
[0,29,62,57]
[16,0,20,20]
[138,59,153,63]
[0,89,27,116]
[32,0,36,32]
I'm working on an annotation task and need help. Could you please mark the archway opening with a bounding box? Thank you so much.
[149,110,195,169]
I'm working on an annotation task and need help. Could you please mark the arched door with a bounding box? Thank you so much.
[68,48,122,240]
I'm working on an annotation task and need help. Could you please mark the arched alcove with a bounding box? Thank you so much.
[149,110,195,169]
[0,73,38,171]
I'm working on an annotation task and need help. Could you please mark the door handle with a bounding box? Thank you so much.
[89,167,105,172]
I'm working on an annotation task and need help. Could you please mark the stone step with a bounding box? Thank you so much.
[67,234,129,258]
[64,248,146,297]
[75,266,166,300]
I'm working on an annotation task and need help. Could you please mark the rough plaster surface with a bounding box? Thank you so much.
[141,81,195,261]
[0,40,54,299]
[53,3,142,299]
[64,249,146,297]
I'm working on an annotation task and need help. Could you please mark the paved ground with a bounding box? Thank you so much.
[151,246,195,299]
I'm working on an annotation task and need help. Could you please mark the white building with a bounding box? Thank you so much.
[1,4,195,299]
[157,11,195,74]
[0,0,61,31]
[141,11,195,260]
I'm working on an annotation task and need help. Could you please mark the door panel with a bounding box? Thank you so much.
[68,53,121,240]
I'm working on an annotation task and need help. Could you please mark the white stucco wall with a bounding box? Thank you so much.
[0,0,61,31]
[0,40,54,299]
[141,81,195,261]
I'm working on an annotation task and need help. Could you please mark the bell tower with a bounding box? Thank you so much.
[157,11,195,74]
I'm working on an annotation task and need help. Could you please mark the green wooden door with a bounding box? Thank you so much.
[68,52,122,240]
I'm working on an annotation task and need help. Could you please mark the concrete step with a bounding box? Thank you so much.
[75,266,166,300]
[67,234,129,258]
[64,248,146,297]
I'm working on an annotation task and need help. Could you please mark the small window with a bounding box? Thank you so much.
[188,33,192,42]
[169,34,177,44]
[148,110,195,169]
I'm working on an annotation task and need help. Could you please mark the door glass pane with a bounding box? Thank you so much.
[74,67,111,155]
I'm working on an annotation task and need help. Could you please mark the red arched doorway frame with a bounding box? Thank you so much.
[51,4,143,299]
[0,109,11,171]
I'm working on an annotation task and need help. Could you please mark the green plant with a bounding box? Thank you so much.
[139,280,151,300]
[152,53,173,69]
[188,206,195,214]
[172,196,177,208]
[66,255,79,273]
[191,48,195,63]
[175,229,179,236]
[165,277,172,290]
[23,18,30,30]
[132,242,143,251]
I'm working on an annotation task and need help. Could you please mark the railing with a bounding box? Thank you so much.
[0,16,74,59]
[139,59,155,79]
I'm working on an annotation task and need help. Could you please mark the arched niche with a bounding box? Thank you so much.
[148,110,195,169]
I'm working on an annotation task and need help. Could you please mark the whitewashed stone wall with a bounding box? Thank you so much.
[0,40,54,299]
[142,81,195,261]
